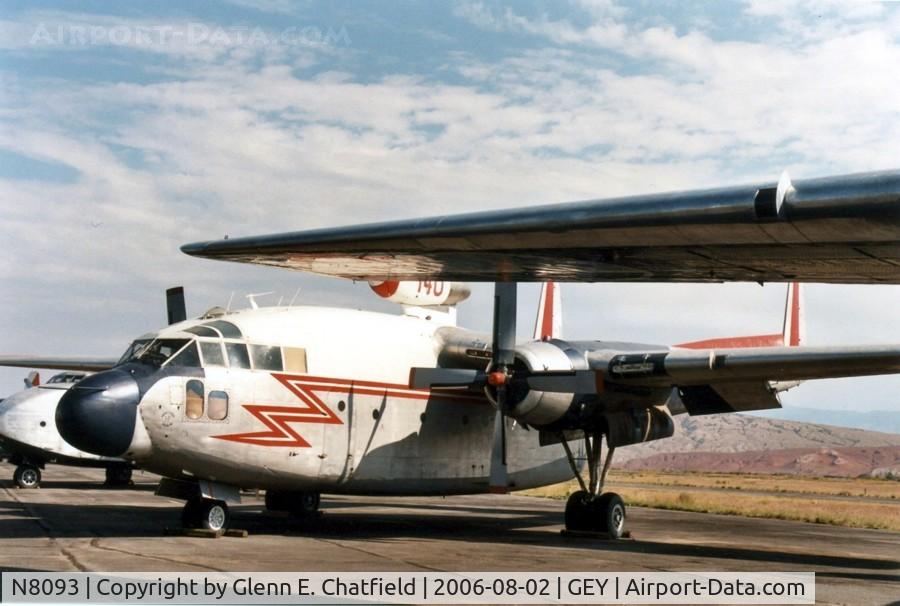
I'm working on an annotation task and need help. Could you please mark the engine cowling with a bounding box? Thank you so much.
[492,340,585,426]
[487,339,676,443]
[369,280,471,307]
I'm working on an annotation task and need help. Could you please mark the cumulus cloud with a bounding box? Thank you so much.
[1,2,898,411]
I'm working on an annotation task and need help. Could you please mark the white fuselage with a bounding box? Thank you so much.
[125,306,576,494]
[0,379,122,467]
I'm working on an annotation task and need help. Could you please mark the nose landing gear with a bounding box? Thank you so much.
[559,431,626,538]
[13,464,41,489]
[104,465,133,486]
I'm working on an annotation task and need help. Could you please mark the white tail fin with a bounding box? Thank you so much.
[533,282,562,340]
[782,282,804,347]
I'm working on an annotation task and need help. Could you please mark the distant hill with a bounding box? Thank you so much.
[621,446,900,478]
[750,407,900,435]
[615,414,900,477]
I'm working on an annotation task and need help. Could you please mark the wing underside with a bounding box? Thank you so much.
[593,345,900,414]
[0,357,118,372]
[182,170,900,284]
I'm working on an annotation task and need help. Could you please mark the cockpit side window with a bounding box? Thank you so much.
[250,345,283,371]
[199,341,226,367]
[225,343,251,369]
[166,341,201,368]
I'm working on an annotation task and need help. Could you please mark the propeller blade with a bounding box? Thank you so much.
[491,282,518,412]
[166,286,186,325]
[526,370,604,394]
[408,367,481,389]
[491,283,518,368]
[488,409,509,493]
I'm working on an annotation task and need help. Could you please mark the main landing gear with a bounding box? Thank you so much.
[182,498,230,532]
[13,464,41,489]
[265,490,321,518]
[560,431,626,538]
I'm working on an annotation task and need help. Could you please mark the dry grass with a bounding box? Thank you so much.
[605,469,900,499]
[523,471,900,531]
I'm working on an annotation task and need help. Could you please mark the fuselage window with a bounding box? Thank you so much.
[167,341,201,368]
[185,379,204,420]
[250,345,283,371]
[206,320,242,338]
[283,347,307,373]
[208,391,228,420]
[225,343,251,369]
[200,341,226,367]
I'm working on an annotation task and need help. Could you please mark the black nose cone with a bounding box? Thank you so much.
[56,369,140,457]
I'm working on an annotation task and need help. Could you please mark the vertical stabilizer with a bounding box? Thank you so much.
[782,282,804,347]
[533,282,562,340]
[675,282,803,349]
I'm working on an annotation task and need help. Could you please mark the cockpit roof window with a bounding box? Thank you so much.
[204,320,242,338]
[185,325,219,338]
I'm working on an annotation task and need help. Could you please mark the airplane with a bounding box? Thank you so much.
[0,370,135,488]
[0,288,191,488]
[3,168,900,537]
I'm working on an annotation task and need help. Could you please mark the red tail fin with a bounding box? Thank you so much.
[676,283,802,349]
[533,282,562,340]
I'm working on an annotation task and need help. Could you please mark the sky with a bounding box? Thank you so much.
[0,0,898,420]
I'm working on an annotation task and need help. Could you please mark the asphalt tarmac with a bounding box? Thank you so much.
[1,463,897,605]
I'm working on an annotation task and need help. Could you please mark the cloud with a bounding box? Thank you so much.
[1,3,898,411]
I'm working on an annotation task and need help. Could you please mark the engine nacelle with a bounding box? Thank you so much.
[369,280,471,307]
[502,340,585,426]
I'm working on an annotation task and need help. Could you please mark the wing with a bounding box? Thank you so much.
[0,356,119,372]
[593,345,900,414]
[182,170,900,284]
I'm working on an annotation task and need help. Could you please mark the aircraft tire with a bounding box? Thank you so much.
[564,490,591,531]
[266,490,320,517]
[264,490,289,512]
[182,498,229,532]
[290,491,320,517]
[13,465,41,489]
[104,466,133,486]
[596,492,626,539]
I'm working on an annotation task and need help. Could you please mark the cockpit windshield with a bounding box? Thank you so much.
[118,338,192,367]
[47,372,86,384]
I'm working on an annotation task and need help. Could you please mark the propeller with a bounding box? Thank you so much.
[166,286,186,325]
[407,282,604,493]
[487,282,517,492]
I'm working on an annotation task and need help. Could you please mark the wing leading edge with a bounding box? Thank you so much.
[182,170,900,284]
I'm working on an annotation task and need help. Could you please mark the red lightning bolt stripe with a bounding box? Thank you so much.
[212,373,488,448]
[213,373,342,447]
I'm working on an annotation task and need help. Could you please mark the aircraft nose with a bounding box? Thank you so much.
[56,369,140,457]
